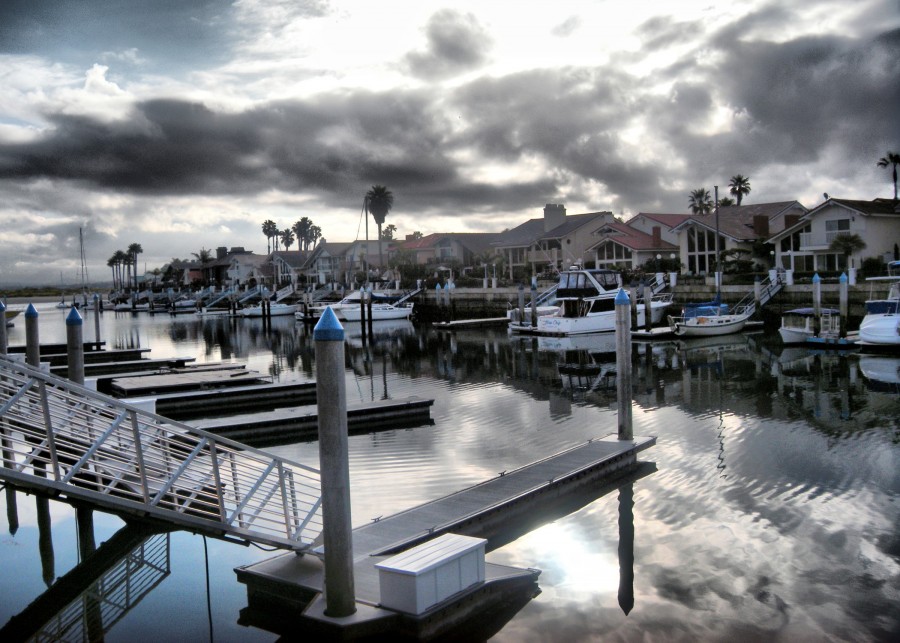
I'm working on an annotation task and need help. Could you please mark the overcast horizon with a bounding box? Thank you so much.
[1,0,898,286]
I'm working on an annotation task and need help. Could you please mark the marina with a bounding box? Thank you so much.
[0,301,897,641]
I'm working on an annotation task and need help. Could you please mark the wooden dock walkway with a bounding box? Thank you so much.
[432,316,509,330]
[150,381,318,419]
[237,434,654,628]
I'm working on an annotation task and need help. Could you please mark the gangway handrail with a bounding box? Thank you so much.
[203,287,235,309]
[0,356,322,552]
[394,287,424,305]
[730,272,784,317]
[274,284,294,302]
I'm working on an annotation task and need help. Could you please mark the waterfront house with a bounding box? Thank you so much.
[669,201,808,274]
[767,197,900,273]
[270,250,311,287]
[491,204,615,279]
[396,232,501,268]
[587,220,679,270]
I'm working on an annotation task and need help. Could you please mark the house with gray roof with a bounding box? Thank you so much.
[767,197,900,273]
[491,204,616,279]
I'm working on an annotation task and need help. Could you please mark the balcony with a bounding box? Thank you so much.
[798,230,848,250]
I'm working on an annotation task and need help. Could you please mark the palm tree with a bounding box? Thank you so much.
[365,185,394,269]
[728,175,751,205]
[113,250,129,293]
[688,188,712,215]
[829,233,867,270]
[309,225,322,248]
[281,228,295,251]
[128,243,143,291]
[717,196,735,207]
[192,247,213,263]
[262,220,278,254]
[876,152,900,200]
[107,255,119,290]
[382,224,397,241]
[292,217,312,251]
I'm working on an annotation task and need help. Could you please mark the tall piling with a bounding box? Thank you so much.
[642,280,652,332]
[66,307,85,385]
[812,273,822,337]
[517,284,525,325]
[0,301,7,355]
[314,307,356,617]
[839,272,848,338]
[92,294,102,348]
[615,288,633,440]
[530,281,538,329]
[25,304,40,367]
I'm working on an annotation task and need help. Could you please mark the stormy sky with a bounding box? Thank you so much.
[1,0,898,286]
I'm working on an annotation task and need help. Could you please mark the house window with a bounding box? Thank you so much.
[595,243,631,268]
[686,228,722,274]
[825,219,851,245]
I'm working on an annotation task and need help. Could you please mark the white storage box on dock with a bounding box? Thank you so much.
[375,533,486,615]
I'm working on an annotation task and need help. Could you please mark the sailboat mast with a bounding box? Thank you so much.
[714,185,720,301]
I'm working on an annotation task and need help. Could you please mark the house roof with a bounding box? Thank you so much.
[400,232,501,255]
[626,212,693,229]
[271,251,311,268]
[672,201,807,241]
[768,197,900,242]
[588,222,678,252]
[493,211,611,247]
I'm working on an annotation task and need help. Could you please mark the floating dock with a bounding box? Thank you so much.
[432,317,510,330]
[236,434,655,639]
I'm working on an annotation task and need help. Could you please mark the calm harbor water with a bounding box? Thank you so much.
[1,303,898,642]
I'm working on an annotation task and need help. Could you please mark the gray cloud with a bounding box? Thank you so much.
[405,9,493,80]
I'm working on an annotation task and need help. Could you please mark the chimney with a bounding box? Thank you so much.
[652,226,661,246]
[753,216,769,237]
[543,203,566,232]
[216,246,227,259]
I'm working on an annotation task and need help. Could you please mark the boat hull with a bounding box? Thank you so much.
[858,314,900,346]
[669,314,749,337]
[341,304,412,321]
[242,304,298,318]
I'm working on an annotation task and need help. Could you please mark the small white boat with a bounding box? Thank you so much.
[668,312,750,337]
[309,290,397,320]
[778,308,842,344]
[341,303,413,321]
[241,302,299,318]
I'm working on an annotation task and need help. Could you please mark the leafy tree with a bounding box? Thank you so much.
[829,233,866,269]
[381,224,397,241]
[688,188,712,215]
[728,174,751,205]
[365,185,393,268]
[876,152,900,200]
[410,231,424,240]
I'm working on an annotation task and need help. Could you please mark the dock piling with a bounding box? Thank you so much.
[615,288,633,440]
[66,307,85,385]
[313,308,356,617]
[812,273,822,336]
[839,272,848,338]
[92,294,102,348]
[25,304,40,367]
[642,280,651,332]
[0,301,7,355]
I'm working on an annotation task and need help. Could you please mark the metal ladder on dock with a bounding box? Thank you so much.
[0,356,322,552]
[730,272,784,317]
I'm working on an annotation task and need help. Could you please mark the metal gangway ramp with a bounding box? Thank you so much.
[0,355,322,552]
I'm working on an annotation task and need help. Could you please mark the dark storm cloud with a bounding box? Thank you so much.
[405,9,493,80]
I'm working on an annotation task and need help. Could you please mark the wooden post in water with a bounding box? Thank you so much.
[92,294,101,349]
[25,304,40,367]
[0,300,7,355]
[839,272,848,338]
[629,282,638,331]
[615,288,633,440]
[66,307,85,385]
[642,280,652,332]
[314,307,356,617]
[812,273,822,337]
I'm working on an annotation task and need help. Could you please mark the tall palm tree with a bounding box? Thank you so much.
[128,242,143,291]
[309,225,322,248]
[728,174,751,205]
[107,255,119,290]
[365,185,394,269]
[292,217,312,251]
[717,196,735,207]
[262,219,278,254]
[688,188,712,215]
[281,228,295,251]
[876,152,900,200]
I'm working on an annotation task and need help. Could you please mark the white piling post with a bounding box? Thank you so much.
[615,288,633,440]
[66,307,85,385]
[25,304,40,367]
[517,284,525,324]
[0,301,7,355]
[642,280,652,331]
[314,308,356,617]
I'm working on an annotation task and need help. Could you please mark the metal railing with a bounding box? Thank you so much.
[33,534,171,643]
[731,272,784,317]
[0,356,322,551]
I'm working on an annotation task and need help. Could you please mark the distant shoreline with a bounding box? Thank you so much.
[4,295,65,305]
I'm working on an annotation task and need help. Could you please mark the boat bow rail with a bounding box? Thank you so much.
[0,356,322,552]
